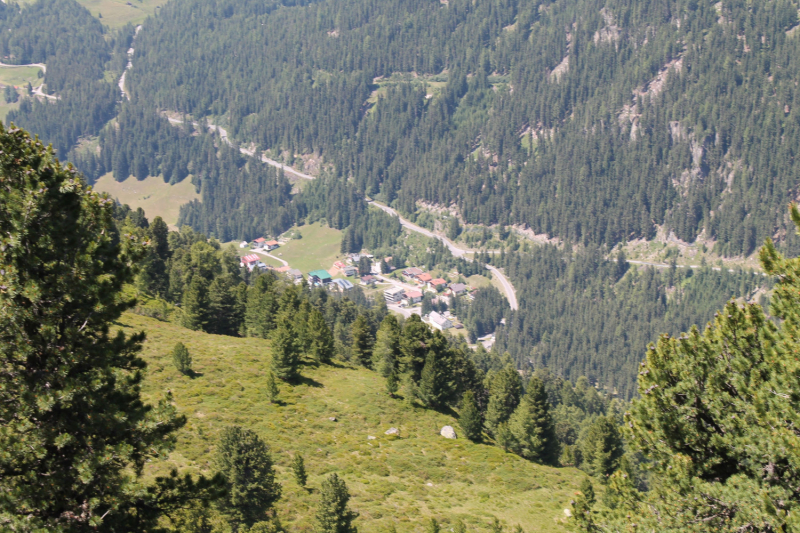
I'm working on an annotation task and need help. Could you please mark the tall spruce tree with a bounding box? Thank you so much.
[182,275,210,331]
[316,473,358,533]
[216,426,281,530]
[350,315,373,368]
[270,314,300,381]
[308,307,335,364]
[458,390,483,441]
[0,125,220,530]
[417,333,454,409]
[581,416,623,478]
[485,363,523,435]
[372,314,401,376]
[507,377,559,464]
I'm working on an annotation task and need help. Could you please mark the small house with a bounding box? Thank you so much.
[428,311,452,331]
[239,241,249,248]
[286,268,303,282]
[416,273,433,284]
[449,283,467,296]
[402,267,424,278]
[360,275,378,286]
[404,290,423,304]
[428,278,448,290]
[252,237,267,249]
[264,240,280,251]
[342,265,358,277]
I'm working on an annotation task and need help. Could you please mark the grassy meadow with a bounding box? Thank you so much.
[124,313,584,533]
[92,173,200,227]
[81,0,167,27]
[274,222,344,274]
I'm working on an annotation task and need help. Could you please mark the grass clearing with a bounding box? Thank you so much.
[76,0,168,27]
[92,173,200,227]
[0,65,44,88]
[123,313,584,533]
[275,222,344,274]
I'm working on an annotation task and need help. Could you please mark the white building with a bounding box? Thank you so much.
[428,311,452,331]
[384,287,406,304]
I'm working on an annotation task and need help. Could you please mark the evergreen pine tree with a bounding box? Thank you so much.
[581,416,623,478]
[0,125,219,529]
[271,314,300,381]
[316,473,358,533]
[265,370,279,403]
[372,314,401,376]
[291,454,307,488]
[350,314,373,368]
[208,277,238,335]
[400,314,432,381]
[308,307,335,364]
[172,341,192,375]
[571,478,597,531]
[485,363,523,435]
[507,377,559,464]
[458,390,483,441]
[386,370,399,398]
[418,336,454,409]
[182,275,210,331]
[216,426,282,530]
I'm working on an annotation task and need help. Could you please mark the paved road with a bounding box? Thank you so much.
[166,116,315,181]
[369,200,519,310]
[254,249,288,267]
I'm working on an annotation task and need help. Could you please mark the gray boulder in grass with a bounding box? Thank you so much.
[440,426,457,439]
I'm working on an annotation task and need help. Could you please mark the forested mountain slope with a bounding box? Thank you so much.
[124,0,800,255]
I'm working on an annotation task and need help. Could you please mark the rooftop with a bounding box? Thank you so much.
[309,269,332,280]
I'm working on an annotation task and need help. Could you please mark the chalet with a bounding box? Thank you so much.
[384,287,406,304]
[402,267,424,278]
[252,237,267,249]
[331,279,354,292]
[308,269,332,285]
[360,275,378,286]
[428,278,448,290]
[428,311,452,331]
[403,290,423,305]
[342,265,358,277]
[416,273,433,284]
[264,240,280,251]
[448,283,467,296]
[240,254,261,270]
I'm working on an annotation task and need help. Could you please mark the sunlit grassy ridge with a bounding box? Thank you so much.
[123,313,583,533]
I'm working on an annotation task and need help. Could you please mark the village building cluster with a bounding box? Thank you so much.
[239,238,476,330]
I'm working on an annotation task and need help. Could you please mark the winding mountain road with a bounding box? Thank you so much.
[368,200,519,310]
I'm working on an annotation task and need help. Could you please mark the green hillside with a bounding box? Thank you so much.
[125,313,583,533]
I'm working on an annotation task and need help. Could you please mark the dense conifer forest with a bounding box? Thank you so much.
[119,0,800,255]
